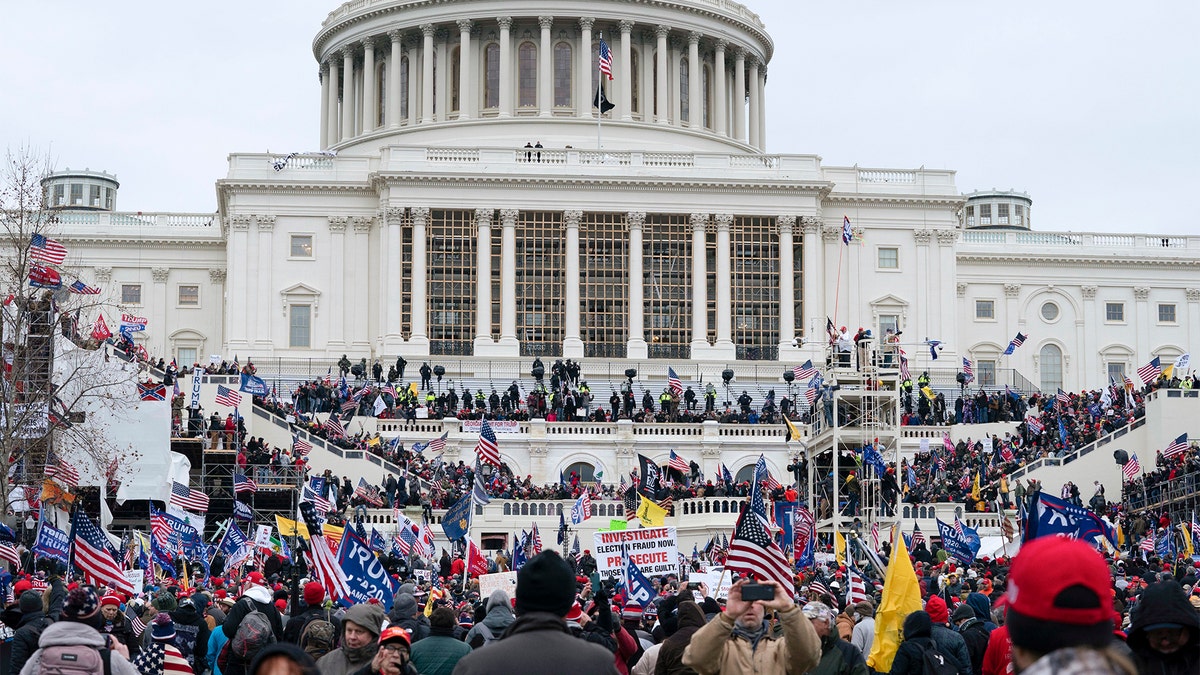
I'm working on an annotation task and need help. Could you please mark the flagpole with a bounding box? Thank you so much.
[596,32,604,151]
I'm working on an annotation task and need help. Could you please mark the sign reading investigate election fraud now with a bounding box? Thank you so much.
[593,527,678,582]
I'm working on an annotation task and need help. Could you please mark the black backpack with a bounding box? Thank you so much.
[921,645,960,675]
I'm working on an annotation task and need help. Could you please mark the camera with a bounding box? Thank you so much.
[741,583,776,601]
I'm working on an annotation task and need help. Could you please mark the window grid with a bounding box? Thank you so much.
[1107,363,1126,382]
[289,305,311,348]
[1158,303,1176,323]
[399,213,413,339]
[178,285,199,306]
[428,210,477,355]
[732,217,780,361]
[1039,344,1063,392]
[484,44,499,108]
[975,300,995,320]
[121,284,142,305]
[978,360,997,387]
[518,42,537,107]
[1105,302,1124,322]
[878,247,899,269]
[645,215,692,359]
[554,42,572,107]
[581,213,629,358]
[792,239,803,340]
[517,212,565,356]
[290,235,313,258]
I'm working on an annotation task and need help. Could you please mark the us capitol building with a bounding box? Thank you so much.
[51,0,1200,396]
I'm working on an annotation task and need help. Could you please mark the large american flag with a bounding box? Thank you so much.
[668,449,689,474]
[170,481,209,511]
[475,419,501,468]
[623,485,641,521]
[233,472,257,493]
[393,526,417,556]
[68,280,101,295]
[30,233,67,265]
[299,503,350,601]
[911,523,927,547]
[214,385,242,407]
[667,367,683,398]
[0,542,21,568]
[1137,357,1162,385]
[1056,389,1071,408]
[846,566,870,606]
[71,511,134,593]
[292,434,313,457]
[303,486,332,513]
[961,357,974,383]
[1163,433,1189,459]
[325,414,346,438]
[794,360,818,382]
[899,353,911,381]
[45,461,80,488]
[597,37,613,80]
[1122,453,1141,482]
[726,455,794,590]
[1004,332,1027,355]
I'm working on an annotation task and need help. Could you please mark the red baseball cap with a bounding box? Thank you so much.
[1006,537,1113,652]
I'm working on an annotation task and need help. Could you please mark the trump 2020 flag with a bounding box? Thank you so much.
[935,518,980,564]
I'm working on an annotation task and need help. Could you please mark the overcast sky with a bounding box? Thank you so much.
[3,1,1195,234]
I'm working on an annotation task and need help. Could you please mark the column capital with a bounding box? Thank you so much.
[731,46,745,60]
[563,210,583,228]
[1004,283,1023,298]
[936,229,958,245]
[688,31,702,45]
[746,54,761,68]
[475,207,494,227]
[208,268,227,283]
[411,206,430,222]
[538,16,554,30]
[93,266,112,282]
[498,208,519,225]
[821,226,842,243]
[957,282,969,297]
[151,267,170,283]
[619,20,634,34]
[388,29,403,43]
[340,45,356,60]
[384,207,406,224]
[1133,286,1151,300]
[1185,288,1200,302]
[228,214,252,230]
[456,18,474,33]
[255,214,276,230]
[655,25,671,39]
[713,213,734,230]
[777,215,796,235]
[496,16,513,30]
[626,211,646,228]
[799,215,821,232]
[912,228,934,245]
[715,38,728,52]
[689,212,709,230]
[328,215,348,232]
[420,23,436,38]
[351,215,374,233]
[1080,284,1097,299]
[579,17,595,32]
[361,36,377,51]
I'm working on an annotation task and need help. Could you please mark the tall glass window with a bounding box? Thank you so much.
[553,42,572,107]
[518,212,565,356]
[732,217,780,360]
[630,49,640,113]
[450,47,461,112]
[484,43,500,108]
[289,305,311,348]
[644,215,692,359]
[581,213,630,358]
[376,62,387,126]
[679,58,690,123]
[400,55,409,120]
[1039,344,1063,392]
[518,42,537,108]
[428,210,477,355]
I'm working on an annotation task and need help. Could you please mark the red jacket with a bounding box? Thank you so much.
[981,624,1011,675]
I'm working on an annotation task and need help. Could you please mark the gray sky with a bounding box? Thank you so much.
[3,1,1195,234]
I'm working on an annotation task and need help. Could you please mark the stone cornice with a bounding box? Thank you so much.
[956,252,1200,268]
[823,194,966,209]
[373,172,832,196]
[54,236,226,248]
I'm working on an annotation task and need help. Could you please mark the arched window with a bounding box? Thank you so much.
[518,42,537,107]
[400,55,410,120]
[484,43,500,108]
[554,42,572,107]
[1039,344,1063,392]
[703,64,712,129]
[734,465,756,484]
[630,49,640,113]
[564,462,596,482]
[652,50,658,117]
[450,47,461,113]
[679,57,690,123]
[432,50,438,114]
[376,62,387,127]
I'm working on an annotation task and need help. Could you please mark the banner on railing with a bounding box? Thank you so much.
[593,526,678,582]
[461,420,522,434]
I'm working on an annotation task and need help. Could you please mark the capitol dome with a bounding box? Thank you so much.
[312,0,774,154]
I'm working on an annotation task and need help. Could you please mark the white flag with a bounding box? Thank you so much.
[254,524,274,549]
[1175,353,1190,372]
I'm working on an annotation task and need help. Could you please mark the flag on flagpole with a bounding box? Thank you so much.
[1122,454,1141,482]
[475,420,502,467]
[1162,433,1189,459]
[667,449,689,474]
[1003,332,1027,355]
[30,234,68,265]
[214,385,242,407]
[598,37,613,79]
[793,360,818,381]
[70,510,134,593]
[667,367,683,397]
[1137,357,1162,384]
[68,280,101,295]
[233,473,257,493]
[726,455,794,590]
[961,357,974,383]
[299,502,351,601]
[170,481,209,511]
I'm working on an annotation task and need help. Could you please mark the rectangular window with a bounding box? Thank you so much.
[289,305,311,348]
[177,285,199,306]
[965,205,975,227]
[53,184,65,206]
[70,184,83,205]
[877,247,899,269]
[121,284,142,305]
[975,299,995,320]
[997,203,1009,225]
[177,348,197,368]
[978,360,997,387]
[979,203,992,225]
[1014,204,1024,225]
[290,235,313,258]
[89,185,101,207]
[1107,362,1126,383]
[879,314,899,337]
[1158,303,1176,323]
[1105,302,1125,322]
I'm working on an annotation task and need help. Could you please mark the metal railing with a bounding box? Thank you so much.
[1009,416,1146,481]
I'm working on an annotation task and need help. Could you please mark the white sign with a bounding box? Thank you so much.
[124,570,145,598]
[412,569,431,582]
[478,571,518,599]
[190,373,203,409]
[209,355,223,365]
[461,420,522,433]
[593,527,678,581]
[254,525,273,549]
[687,569,732,600]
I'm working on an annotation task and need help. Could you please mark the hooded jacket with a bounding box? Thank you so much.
[170,597,212,673]
[889,611,933,675]
[655,599,706,675]
[315,604,386,675]
[18,620,142,675]
[464,591,516,649]
[451,611,620,675]
[1126,580,1199,675]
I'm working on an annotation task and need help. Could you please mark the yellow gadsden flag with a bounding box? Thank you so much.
[834,529,846,567]
[636,494,668,527]
[867,524,924,673]
[784,416,804,443]
[275,514,310,539]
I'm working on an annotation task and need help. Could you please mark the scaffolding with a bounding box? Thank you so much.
[198,441,303,539]
[1,292,58,485]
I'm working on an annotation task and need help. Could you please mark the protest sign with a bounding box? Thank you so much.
[593,527,678,582]
[478,571,518,599]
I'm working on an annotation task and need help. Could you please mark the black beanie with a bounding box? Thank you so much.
[515,551,576,617]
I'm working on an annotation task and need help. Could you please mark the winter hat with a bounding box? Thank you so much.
[853,601,875,619]
[902,610,932,639]
[19,590,44,614]
[378,625,412,648]
[564,602,585,622]
[151,613,176,641]
[100,594,122,608]
[303,581,326,607]
[152,592,178,612]
[925,595,949,624]
[1006,536,1113,655]
[246,571,265,586]
[394,593,419,618]
[275,599,288,612]
[61,587,100,621]
[951,603,975,623]
[13,579,32,597]
[515,551,576,617]
[343,603,386,637]
[621,600,644,621]
[485,588,510,613]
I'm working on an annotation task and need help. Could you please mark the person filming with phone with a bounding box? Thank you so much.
[682,578,820,675]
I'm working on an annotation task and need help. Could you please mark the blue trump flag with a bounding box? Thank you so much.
[511,531,528,571]
[239,372,270,397]
[623,544,657,608]
[370,528,387,554]
[337,529,396,610]
[33,516,70,567]
[1023,492,1117,549]
[441,494,472,542]
[936,518,981,565]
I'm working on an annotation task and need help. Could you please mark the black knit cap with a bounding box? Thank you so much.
[515,550,576,617]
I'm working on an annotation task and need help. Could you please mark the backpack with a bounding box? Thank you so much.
[37,644,111,675]
[472,622,500,648]
[921,645,960,675]
[220,598,276,669]
[298,610,336,659]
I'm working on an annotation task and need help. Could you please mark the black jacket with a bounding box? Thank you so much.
[221,592,285,641]
[170,602,212,674]
[452,612,620,675]
[10,610,52,673]
[1127,580,1199,675]
[282,605,341,646]
[957,619,990,675]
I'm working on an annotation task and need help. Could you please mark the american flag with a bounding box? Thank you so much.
[233,472,257,493]
[571,534,581,561]
[30,233,67,265]
[0,542,21,568]
[1163,433,1189,459]
[794,360,818,382]
[935,454,947,472]
[71,511,134,593]
[340,399,357,415]
[958,473,970,491]
[1137,357,1162,385]
[899,354,911,381]
[215,385,242,407]
[597,37,613,80]
[292,434,313,457]
[762,468,782,491]
[953,517,966,538]
[961,357,974,383]
[870,522,880,552]
[911,523,926,547]
[475,419,501,468]
[668,449,689,474]
[1056,389,1071,407]
[1190,514,1200,542]
[150,510,171,548]
[1139,535,1154,552]
[126,604,145,636]
[325,414,346,438]
[667,367,683,397]
[1004,332,1027,355]
[300,502,351,601]
[303,486,332,513]
[394,525,417,556]
[623,485,641,521]
[170,481,209,511]
[726,454,794,591]
[68,280,101,295]
[355,478,384,506]
[45,461,80,488]
[846,566,870,605]
[804,387,818,406]
[1025,415,1044,435]
[1122,453,1141,481]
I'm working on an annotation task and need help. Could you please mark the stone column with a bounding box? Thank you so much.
[498,209,519,348]
[800,216,823,341]
[341,48,355,140]
[714,41,727,136]
[388,31,403,127]
[226,215,251,351]
[757,66,767,149]
[1133,286,1151,367]
[1187,289,1200,354]
[474,208,494,346]
[627,212,648,358]
[384,208,404,349]
[352,217,373,350]
[563,210,584,357]
[151,266,169,358]
[409,207,430,347]
[327,60,340,145]
[319,65,330,149]
[497,17,513,117]
[936,230,959,352]
[714,213,734,351]
[690,213,709,351]
[732,49,746,142]
[578,18,594,119]
[777,215,796,351]
[687,32,701,129]
[655,26,670,124]
[328,216,348,348]
[421,24,435,123]
[361,38,376,132]
[747,57,760,149]
[538,16,554,116]
[255,215,275,350]
[457,20,473,119]
[619,21,633,120]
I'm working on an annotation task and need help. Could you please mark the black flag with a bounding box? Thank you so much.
[593,86,615,113]
[637,454,659,499]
